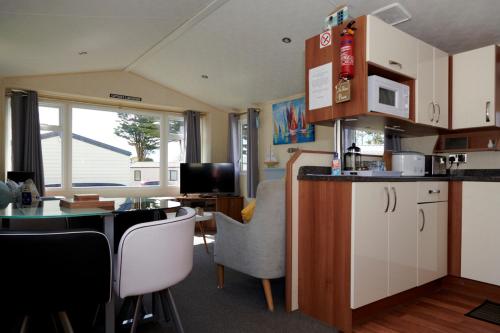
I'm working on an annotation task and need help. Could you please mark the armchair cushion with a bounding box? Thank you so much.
[241,199,256,223]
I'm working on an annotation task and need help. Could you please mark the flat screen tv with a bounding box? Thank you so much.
[180,163,235,195]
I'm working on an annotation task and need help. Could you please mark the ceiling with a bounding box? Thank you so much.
[1,0,500,111]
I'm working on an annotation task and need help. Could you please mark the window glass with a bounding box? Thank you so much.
[72,107,160,187]
[239,118,248,172]
[168,116,184,186]
[344,128,384,156]
[39,105,62,187]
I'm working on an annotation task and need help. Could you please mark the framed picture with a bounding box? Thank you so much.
[272,97,314,145]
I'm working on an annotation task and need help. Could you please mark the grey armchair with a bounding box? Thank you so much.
[214,179,285,311]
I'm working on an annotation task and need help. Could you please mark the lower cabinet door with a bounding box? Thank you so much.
[388,182,418,296]
[351,182,389,309]
[418,202,448,286]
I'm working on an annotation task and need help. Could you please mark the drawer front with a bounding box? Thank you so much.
[418,182,448,203]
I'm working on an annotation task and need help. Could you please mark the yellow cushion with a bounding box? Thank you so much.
[241,199,256,223]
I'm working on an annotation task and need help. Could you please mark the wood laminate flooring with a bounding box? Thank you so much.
[354,288,500,333]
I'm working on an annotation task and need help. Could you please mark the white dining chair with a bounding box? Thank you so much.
[114,207,195,333]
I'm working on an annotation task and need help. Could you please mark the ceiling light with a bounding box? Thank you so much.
[78,51,88,55]
[281,37,292,44]
[201,74,208,79]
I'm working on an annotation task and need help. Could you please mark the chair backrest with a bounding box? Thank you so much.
[0,230,111,314]
[115,207,196,298]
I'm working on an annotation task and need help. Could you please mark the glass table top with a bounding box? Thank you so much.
[0,197,180,219]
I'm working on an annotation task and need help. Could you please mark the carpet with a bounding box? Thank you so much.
[465,300,500,326]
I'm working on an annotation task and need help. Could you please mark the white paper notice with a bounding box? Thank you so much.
[308,62,332,110]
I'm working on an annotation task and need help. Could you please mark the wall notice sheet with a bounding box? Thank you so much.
[308,62,332,110]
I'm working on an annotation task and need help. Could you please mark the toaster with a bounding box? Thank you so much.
[392,151,425,176]
[425,155,447,176]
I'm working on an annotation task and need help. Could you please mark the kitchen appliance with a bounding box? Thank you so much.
[392,151,425,176]
[425,155,447,176]
[344,143,362,170]
[368,75,410,118]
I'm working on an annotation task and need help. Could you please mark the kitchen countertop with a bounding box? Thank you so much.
[298,166,500,182]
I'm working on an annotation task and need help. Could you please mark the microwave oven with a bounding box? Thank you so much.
[368,75,410,118]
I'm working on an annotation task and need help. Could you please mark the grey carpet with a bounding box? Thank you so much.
[144,242,336,333]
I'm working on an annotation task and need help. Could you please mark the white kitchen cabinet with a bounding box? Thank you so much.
[351,182,417,308]
[388,182,418,296]
[462,182,500,285]
[416,41,449,128]
[366,15,419,78]
[417,201,448,286]
[452,45,498,129]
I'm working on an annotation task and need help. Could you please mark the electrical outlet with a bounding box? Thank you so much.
[448,153,467,165]
[448,154,458,164]
[457,153,467,163]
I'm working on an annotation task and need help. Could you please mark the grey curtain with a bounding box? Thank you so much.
[184,110,201,163]
[10,91,45,195]
[227,113,240,196]
[247,108,259,198]
[385,133,402,152]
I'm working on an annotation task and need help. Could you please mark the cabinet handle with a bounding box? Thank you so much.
[435,103,441,123]
[486,101,491,122]
[388,60,402,69]
[390,187,397,212]
[429,102,435,122]
[428,189,441,194]
[384,187,390,212]
[419,208,425,232]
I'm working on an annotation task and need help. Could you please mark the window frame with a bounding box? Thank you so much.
[35,99,192,196]
[343,127,385,157]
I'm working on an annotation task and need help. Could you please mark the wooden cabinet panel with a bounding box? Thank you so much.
[416,41,435,126]
[366,15,418,78]
[351,182,389,308]
[462,182,500,285]
[452,45,497,129]
[387,182,418,296]
[418,201,448,286]
[216,197,244,222]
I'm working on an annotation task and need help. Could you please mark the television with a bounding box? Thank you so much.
[180,163,235,195]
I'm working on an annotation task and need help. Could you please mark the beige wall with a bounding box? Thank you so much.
[240,93,334,198]
[1,71,228,181]
[402,135,500,169]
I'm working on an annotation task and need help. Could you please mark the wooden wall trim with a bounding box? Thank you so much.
[285,149,333,312]
[448,181,462,276]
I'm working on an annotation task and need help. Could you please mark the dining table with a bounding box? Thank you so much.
[0,196,181,333]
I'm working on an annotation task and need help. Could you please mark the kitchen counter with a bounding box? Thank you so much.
[298,166,500,182]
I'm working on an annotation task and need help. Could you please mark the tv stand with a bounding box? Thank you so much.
[175,195,244,230]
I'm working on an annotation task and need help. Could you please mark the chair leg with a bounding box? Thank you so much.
[163,288,184,333]
[261,279,274,311]
[19,316,29,333]
[130,295,143,333]
[217,264,224,288]
[58,312,75,333]
[157,291,170,323]
[197,221,209,253]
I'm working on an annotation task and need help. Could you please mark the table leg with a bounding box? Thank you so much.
[104,215,115,333]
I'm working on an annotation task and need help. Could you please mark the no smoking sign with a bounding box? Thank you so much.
[319,30,331,48]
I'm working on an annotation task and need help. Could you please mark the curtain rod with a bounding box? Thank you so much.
[5,88,28,96]
[235,109,260,116]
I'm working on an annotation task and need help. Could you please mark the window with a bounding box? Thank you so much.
[16,101,191,191]
[239,118,248,173]
[344,127,384,156]
[39,104,63,188]
[167,116,184,186]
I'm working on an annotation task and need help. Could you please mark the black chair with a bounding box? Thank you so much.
[0,230,112,332]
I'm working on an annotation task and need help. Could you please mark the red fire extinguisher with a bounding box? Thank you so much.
[340,21,356,80]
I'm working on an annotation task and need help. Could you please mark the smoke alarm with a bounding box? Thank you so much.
[371,3,411,26]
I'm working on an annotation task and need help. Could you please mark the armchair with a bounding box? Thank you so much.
[214,179,285,311]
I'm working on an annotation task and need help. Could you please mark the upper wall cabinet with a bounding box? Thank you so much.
[416,41,449,128]
[366,15,419,79]
[452,45,499,129]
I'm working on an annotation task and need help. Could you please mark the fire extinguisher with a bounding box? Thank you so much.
[340,20,356,80]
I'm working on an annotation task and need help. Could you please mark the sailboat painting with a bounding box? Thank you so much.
[272,97,314,145]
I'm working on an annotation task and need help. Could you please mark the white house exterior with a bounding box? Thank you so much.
[41,132,131,187]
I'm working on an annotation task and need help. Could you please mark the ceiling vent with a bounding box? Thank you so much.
[371,3,411,26]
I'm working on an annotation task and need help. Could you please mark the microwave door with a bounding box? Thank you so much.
[375,84,400,116]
